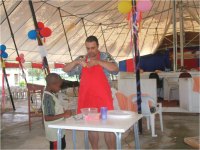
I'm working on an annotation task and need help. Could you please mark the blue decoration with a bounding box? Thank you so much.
[119,60,127,72]
[0,44,6,51]
[28,30,37,40]
[1,52,8,58]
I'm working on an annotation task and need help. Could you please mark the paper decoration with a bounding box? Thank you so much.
[38,46,47,57]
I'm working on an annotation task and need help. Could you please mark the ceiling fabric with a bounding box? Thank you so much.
[0,0,199,63]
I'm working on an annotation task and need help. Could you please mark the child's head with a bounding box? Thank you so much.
[45,73,63,93]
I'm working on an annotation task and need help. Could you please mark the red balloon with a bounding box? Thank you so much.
[37,22,44,29]
[16,57,21,62]
[40,27,52,37]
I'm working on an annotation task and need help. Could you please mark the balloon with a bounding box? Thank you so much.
[21,58,25,63]
[40,27,52,37]
[16,57,21,61]
[137,0,152,12]
[0,44,6,51]
[19,53,24,58]
[118,1,132,14]
[28,30,37,40]
[1,52,8,58]
[37,22,44,29]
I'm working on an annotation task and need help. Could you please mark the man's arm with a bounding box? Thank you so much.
[98,60,119,72]
[87,52,119,73]
[62,60,79,73]
[63,56,86,73]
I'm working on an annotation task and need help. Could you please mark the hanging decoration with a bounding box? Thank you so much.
[0,44,8,59]
[38,46,47,57]
[118,1,132,14]
[136,0,152,12]
[16,53,25,64]
[40,27,52,37]
[27,22,52,41]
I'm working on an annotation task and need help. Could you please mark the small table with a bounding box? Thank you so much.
[48,111,143,150]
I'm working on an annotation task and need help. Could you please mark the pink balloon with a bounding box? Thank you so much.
[21,58,25,63]
[137,0,152,12]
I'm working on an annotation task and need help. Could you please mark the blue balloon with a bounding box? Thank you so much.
[28,30,37,40]
[0,44,6,51]
[1,52,8,58]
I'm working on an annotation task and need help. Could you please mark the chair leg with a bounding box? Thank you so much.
[146,117,150,130]
[159,112,164,132]
[150,114,157,137]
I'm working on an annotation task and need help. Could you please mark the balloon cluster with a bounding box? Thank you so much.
[16,53,25,63]
[28,22,52,40]
[118,0,152,14]
[0,44,8,59]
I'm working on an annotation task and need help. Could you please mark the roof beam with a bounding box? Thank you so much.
[186,8,200,25]
[0,0,22,24]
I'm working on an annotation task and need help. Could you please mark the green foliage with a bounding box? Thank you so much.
[19,81,26,87]
[28,69,45,80]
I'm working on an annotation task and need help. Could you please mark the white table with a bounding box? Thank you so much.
[48,112,143,150]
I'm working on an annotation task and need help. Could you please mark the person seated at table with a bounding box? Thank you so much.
[42,73,72,150]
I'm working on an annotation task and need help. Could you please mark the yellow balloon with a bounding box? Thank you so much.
[118,1,132,14]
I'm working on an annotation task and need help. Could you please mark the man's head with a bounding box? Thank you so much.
[45,73,63,93]
[85,35,99,58]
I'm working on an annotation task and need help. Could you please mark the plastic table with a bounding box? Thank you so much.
[48,111,143,150]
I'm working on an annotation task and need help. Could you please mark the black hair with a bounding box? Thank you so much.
[85,35,99,46]
[45,73,62,85]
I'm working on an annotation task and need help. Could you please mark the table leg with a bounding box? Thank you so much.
[57,128,62,150]
[72,130,76,149]
[133,123,140,150]
[84,131,89,149]
[114,132,122,150]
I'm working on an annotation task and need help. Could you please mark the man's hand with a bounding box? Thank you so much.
[87,59,99,67]
[76,59,87,67]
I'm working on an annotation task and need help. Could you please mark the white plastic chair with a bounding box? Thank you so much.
[111,88,120,110]
[164,78,179,100]
[131,95,163,137]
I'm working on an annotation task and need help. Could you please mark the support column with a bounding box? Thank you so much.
[173,0,177,71]
[179,1,184,67]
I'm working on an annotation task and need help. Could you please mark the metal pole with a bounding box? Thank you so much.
[132,0,142,133]
[58,7,73,61]
[2,0,27,83]
[28,0,50,75]
[173,0,177,71]
[179,1,184,67]
[81,18,88,37]
[1,59,15,110]
[100,23,108,53]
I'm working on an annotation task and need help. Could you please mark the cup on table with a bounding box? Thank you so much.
[100,107,108,120]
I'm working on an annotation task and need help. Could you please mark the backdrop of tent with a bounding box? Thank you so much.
[0,0,199,64]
